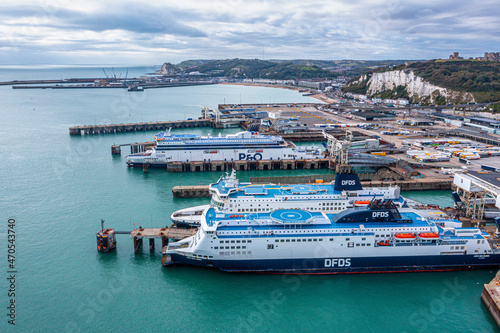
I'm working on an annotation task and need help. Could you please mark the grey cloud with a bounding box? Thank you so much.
[1,0,500,64]
[0,4,207,37]
[67,7,207,37]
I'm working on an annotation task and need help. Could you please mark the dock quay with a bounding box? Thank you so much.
[0,78,99,86]
[282,131,347,142]
[139,158,331,173]
[96,222,196,253]
[12,81,214,90]
[70,119,214,135]
[171,178,453,198]
[481,270,500,328]
[112,141,156,155]
[447,128,500,146]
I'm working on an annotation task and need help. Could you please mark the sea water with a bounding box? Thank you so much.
[0,67,497,332]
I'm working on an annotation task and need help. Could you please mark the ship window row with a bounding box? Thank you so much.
[236,204,272,207]
[355,243,371,247]
[214,246,247,250]
[220,240,252,244]
[219,251,252,256]
[234,203,344,207]
[234,208,343,213]
[238,208,274,212]
[233,207,343,212]
[230,199,274,202]
[218,230,371,235]
[451,246,466,250]
[477,240,485,244]
[440,241,467,245]
[274,238,326,243]
[193,254,213,259]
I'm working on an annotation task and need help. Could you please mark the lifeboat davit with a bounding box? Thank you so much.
[395,233,416,239]
[355,200,370,207]
[419,232,440,239]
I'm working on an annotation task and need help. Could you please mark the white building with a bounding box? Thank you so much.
[383,99,398,105]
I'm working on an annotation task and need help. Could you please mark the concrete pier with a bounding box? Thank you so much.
[481,270,500,328]
[14,81,214,90]
[70,119,217,135]
[172,185,212,198]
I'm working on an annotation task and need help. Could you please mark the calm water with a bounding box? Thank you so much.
[0,67,498,332]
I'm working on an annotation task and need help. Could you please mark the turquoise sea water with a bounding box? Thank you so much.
[0,67,498,332]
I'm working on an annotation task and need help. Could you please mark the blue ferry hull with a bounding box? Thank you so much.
[127,162,168,167]
[168,253,500,274]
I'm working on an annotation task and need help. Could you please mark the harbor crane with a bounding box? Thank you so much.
[102,68,110,80]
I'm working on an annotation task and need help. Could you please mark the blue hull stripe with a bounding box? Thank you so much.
[169,253,500,273]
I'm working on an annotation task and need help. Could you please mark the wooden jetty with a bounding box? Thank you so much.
[96,221,196,254]
[129,227,197,253]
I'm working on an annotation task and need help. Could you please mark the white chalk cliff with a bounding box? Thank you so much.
[350,70,475,103]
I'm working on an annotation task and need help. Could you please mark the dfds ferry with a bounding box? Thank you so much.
[162,199,500,273]
[171,170,401,228]
[126,130,321,166]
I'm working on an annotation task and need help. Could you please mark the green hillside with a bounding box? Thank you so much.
[270,59,408,76]
[410,60,500,103]
[181,58,337,79]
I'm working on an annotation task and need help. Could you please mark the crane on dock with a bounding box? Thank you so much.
[102,68,109,80]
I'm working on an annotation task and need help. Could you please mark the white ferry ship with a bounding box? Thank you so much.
[171,170,401,228]
[126,130,321,166]
[162,199,500,273]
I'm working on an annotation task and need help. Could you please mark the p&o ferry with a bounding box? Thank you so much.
[126,130,321,166]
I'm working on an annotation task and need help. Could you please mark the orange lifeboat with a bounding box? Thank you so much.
[355,200,370,207]
[395,233,416,239]
[419,232,440,239]
[377,240,391,246]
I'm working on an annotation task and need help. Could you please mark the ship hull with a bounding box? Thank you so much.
[167,253,500,274]
[126,147,321,166]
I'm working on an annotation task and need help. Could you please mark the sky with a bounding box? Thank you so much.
[0,0,498,65]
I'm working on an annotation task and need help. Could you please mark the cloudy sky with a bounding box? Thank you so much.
[0,0,498,65]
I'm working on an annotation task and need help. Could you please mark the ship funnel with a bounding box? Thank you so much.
[333,172,362,191]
